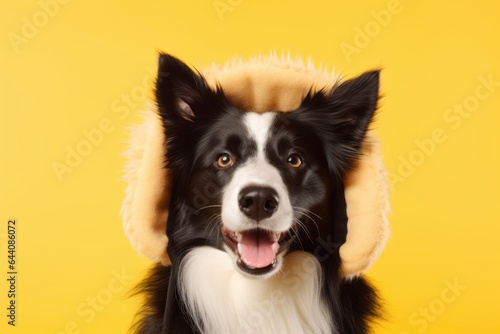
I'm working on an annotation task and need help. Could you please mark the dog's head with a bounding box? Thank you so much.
[156,54,379,278]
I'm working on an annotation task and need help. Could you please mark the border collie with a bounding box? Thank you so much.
[132,54,381,334]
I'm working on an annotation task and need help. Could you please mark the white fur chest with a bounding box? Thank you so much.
[179,247,334,334]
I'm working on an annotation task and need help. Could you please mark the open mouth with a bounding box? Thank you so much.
[221,226,292,275]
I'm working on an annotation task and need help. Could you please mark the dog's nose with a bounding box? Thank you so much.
[238,186,279,221]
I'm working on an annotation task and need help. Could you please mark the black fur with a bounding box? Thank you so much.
[131,54,381,334]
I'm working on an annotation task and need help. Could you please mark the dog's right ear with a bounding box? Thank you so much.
[155,53,217,123]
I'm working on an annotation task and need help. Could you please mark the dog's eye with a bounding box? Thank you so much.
[216,154,234,168]
[287,154,303,168]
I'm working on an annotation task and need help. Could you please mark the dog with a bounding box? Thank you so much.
[132,54,381,334]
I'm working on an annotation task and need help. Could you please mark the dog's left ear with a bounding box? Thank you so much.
[328,70,379,144]
[299,70,380,176]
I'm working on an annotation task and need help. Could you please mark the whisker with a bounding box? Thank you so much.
[290,223,305,250]
[292,207,323,220]
[210,216,222,236]
[203,214,221,237]
[193,205,222,215]
[212,216,223,245]
[292,207,323,234]
[293,218,315,244]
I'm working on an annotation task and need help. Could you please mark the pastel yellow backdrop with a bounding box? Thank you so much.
[1,0,499,333]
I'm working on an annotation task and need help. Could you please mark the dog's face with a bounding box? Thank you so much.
[156,54,379,278]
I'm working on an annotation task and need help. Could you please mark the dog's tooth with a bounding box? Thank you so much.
[235,232,242,242]
[272,242,279,254]
[237,242,242,254]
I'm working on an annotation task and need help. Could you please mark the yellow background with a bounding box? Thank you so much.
[1,0,499,333]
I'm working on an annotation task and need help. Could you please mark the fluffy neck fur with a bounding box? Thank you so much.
[179,247,334,334]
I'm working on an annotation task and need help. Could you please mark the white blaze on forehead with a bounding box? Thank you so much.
[243,112,276,155]
[221,111,293,233]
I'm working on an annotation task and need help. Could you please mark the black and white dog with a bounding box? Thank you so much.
[133,54,381,334]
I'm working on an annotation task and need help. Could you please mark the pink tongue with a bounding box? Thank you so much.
[239,230,278,268]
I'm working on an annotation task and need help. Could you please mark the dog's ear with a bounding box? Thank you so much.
[327,70,379,144]
[298,70,380,177]
[155,53,222,123]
